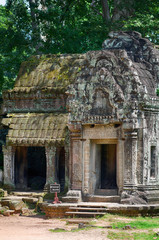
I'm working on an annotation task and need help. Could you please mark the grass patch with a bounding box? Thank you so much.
[71,227,91,232]
[99,213,129,222]
[49,228,68,233]
[133,230,159,240]
[108,231,133,239]
[108,230,159,240]
[111,217,159,229]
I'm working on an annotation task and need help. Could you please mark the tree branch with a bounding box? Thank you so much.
[90,0,103,17]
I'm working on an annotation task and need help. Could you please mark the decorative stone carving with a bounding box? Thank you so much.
[3,146,15,188]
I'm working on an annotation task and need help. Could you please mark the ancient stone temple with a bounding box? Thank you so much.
[1,31,159,204]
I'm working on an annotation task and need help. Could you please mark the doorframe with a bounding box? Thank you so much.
[89,139,122,195]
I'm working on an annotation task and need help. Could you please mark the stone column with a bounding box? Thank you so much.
[131,131,138,185]
[83,139,90,194]
[123,130,138,189]
[68,123,82,190]
[45,145,58,189]
[3,145,15,188]
[117,139,124,193]
[64,146,69,189]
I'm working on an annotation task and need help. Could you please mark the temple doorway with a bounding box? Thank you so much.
[100,144,117,189]
[95,144,117,194]
[15,146,46,190]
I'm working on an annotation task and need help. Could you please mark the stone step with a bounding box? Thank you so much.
[83,195,120,203]
[10,191,45,198]
[22,197,38,204]
[95,189,118,196]
[1,196,39,204]
[66,211,106,217]
[78,203,108,208]
[69,207,107,212]
[2,196,23,201]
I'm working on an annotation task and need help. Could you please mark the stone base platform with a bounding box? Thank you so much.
[39,202,159,218]
[39,203,75,218]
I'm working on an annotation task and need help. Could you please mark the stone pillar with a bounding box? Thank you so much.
[83,139,90,194]
[3,145,15,188]
[117,139,124,193]
[64,146,69,189]
[68,123,82,190]
[45,145,58,189]
[123,130,138,189]
[131,131,138,185]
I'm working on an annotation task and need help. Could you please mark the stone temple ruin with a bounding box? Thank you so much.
[1,31,159,204]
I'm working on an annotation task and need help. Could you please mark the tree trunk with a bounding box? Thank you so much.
[28,0,42,52]
[101,0,111,22]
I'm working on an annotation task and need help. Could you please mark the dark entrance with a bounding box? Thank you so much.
[100,144,117,189]
[15,146,46,190]
[57,147,65,192]
[27,147,46,190]
[95,143,117,195]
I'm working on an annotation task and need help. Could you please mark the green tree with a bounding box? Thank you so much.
[0,4,33,95]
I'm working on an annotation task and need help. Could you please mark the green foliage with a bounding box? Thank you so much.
[0,4,32,95]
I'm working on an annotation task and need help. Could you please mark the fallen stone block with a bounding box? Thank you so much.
[21,208,30,214]
[0,200,10,207]
[9,200,26,211]
[3,210,11,216]
[0,206,8,215]
[22,197,38,204]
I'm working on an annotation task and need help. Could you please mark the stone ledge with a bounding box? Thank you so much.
[39,202,159,218]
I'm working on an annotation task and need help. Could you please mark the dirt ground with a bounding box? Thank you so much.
[0,214,109,240]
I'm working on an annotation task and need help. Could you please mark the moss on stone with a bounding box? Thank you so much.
[13,54,87,94]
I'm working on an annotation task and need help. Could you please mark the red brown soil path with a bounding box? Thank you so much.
[0,215,108,240]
